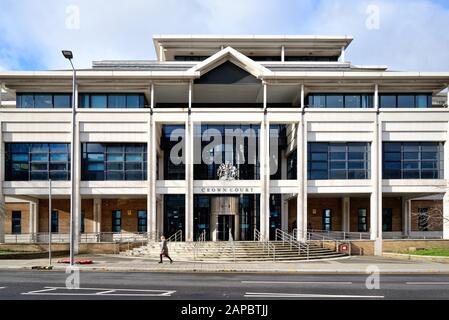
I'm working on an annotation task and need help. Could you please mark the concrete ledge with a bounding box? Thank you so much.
[383,252,449,263]
[0,251,68,260]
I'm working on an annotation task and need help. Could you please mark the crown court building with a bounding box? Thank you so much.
[1,35,449,255]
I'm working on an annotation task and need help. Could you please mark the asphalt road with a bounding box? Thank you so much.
[0,271,449,300]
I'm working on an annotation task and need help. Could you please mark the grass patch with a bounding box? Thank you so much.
[401,248,449,257]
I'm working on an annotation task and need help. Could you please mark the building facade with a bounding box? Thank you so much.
[1,35,449,255]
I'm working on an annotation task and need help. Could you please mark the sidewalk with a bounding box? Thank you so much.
[1,254,449,274]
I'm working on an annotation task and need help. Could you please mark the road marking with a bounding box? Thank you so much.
[22,287,176,297]
[406,282,449,285]
[242,281,353,285]
[244,292,384,299]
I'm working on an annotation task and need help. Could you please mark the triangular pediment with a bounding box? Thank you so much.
[188,46,273,82]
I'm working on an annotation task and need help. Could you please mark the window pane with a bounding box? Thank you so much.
[397,95,415,108]
[311,153,327,161]
[91,95,107,108]
[34,94,53,108]
[20,94,34,108]
[12,154,29,162]
[330,152,345,160]
[87,153,104,161]
[344,95,360,108]
[126,94,142,108]
[416,95,430,108]
[380,95,396,108]
[54,95,71,108]
[107,154,124,161]
[31,154,48,161]
[326,95,344,108]
[50,154,68,161]
[108,94,126,108]
[308,95,326,108]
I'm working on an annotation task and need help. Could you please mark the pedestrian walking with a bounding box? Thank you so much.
[159,235,173,264]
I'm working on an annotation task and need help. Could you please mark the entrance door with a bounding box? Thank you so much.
[217,215,235,241]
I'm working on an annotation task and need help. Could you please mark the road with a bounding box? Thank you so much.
[0,271,449,300]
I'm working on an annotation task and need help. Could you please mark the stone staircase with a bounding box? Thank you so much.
[121,241,347,262]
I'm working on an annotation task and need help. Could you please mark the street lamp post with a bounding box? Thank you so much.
[62,50,76,267]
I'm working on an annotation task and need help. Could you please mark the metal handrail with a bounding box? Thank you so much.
[308,229,370,240]
[168,230,183,242]
[253,229,276,261]
[228,229,236,262]
[275,229,310,259]
[307,230,352,256]
[193,230,206,261]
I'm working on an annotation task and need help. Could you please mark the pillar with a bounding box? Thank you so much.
[402,197,411,238]
[370,84,383,255]
[93,198,102,234]
[260,82,270,240]
[185,81,194,241]
[297,84,307,241]
[148,83,157,241]
[29,199,39,235]
[444,193,449,239]
[342,196,350,232]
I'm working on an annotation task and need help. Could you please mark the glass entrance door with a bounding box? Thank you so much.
[217,215,235,241]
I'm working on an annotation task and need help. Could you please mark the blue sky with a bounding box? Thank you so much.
[1,0,449,71]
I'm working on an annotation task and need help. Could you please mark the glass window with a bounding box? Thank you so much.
[35,94,53,108]
[91,95,107,108]
[164,195,185,240]
[108,95,126,108]
[51,210,59,233]
[137,210,147,232]
[397,95,415,108]
[5,143,70,181]
[20,94,35,108]
[382,208,393,232]
[383,142,443,179]
[127,94,143,108]
[82,143,147,181]
[11,211,21,234]
[358,208,367,232]
[418,208,429,231]
[416,95,430,108]
[345,95,361,108]
[309,142,370,180]
[323,209,332,231]
[54,95,71,108]
[380,95,397,108]
[308,95,326,108]
[326,95,344,108]
[112,210,121,233]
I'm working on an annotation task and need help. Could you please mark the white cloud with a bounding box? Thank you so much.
[0,0,448,71]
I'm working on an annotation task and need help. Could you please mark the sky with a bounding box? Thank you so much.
[0,0,449,71]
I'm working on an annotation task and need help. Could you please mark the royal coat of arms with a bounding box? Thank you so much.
[217,161,239,181]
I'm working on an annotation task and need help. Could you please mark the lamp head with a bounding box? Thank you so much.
[62,50,73,60]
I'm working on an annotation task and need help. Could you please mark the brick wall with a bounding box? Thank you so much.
[308,197,342,231]
[39,199,70,233]
[38,199,95,233]
[101,199,147,233]
[4,203,30,234]
[410,200,443,231]
[349,197,370,232]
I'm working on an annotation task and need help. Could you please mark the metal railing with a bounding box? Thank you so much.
[167,230,183,242]
[3,232,149,244]
[275,229,310,259]
[306,230,352,256]
[228,229,236,262]
[307,229,370,240]
[193,230,207,261]
[253,229,276,261]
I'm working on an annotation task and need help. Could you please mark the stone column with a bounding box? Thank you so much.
[259,83,270,240]
[342,196,351,232]
[444,193,449,239]
[370,84,383,255]
[297,85,307,241]
[93,198,102,234]
[402,197,410,238]
[29,199,39,235]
